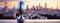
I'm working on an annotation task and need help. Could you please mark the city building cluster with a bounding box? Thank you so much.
[0,2,60,19]
[24,2,60,19]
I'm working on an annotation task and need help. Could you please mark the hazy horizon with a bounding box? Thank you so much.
[0,0,60,9]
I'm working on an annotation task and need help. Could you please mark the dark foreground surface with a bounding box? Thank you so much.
[0,19,60,23]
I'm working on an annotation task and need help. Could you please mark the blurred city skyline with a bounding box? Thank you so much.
[0,0,60,9]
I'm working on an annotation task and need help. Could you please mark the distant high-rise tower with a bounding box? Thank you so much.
[4,1,8,9]
[44,2,47,11]
[45,2,47,8]
[4,1,8,12]
[39,3,41,8]
[26,5,29,11]
[39,3,42,10]
[32,5,35,10]
[39,3,41,10]
[36,6,38,11]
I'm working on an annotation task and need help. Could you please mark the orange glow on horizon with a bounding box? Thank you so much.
[24,0,60,9]
[0,0,60,9]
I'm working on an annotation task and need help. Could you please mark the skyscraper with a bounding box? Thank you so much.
[45,2,47,8]
[39,3,41,8]
[4,1,7,9]
[32,5,35,11]
[4,1,8,12]
[44,2,47,11]
[26,5,29,11]
[39,3,42,10]
[39,3,41,10]
[36,6,38,11]
[13,4,15,10]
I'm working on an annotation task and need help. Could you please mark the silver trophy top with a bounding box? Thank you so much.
[17,0,26,15]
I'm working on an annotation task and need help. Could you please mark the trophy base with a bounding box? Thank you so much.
[16,15,24,23]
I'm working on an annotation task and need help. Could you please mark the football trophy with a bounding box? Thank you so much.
[16,0,25,23]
